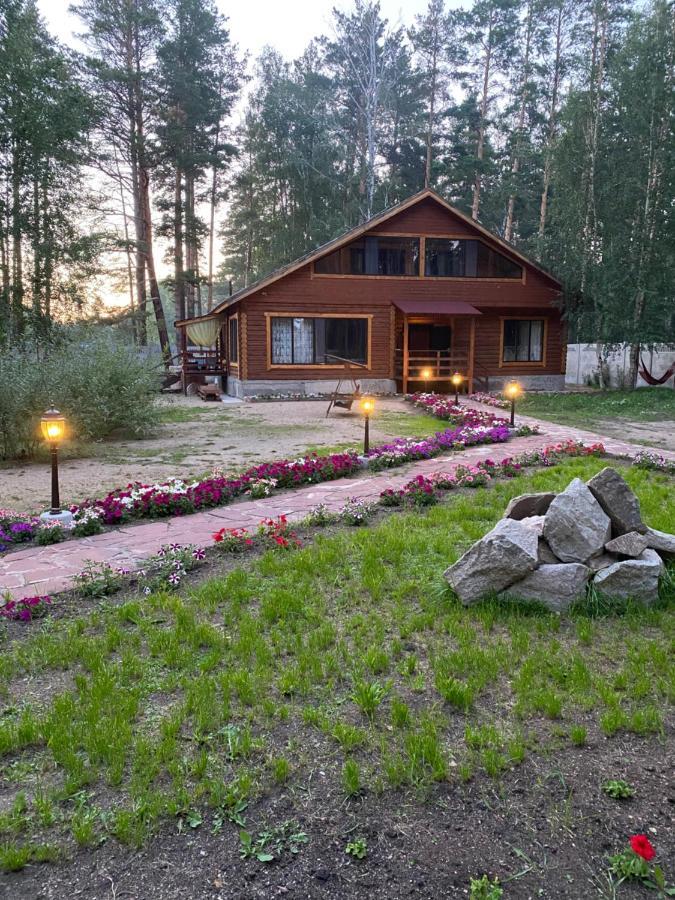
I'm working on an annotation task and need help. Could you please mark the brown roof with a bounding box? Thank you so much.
[176,189,561,327]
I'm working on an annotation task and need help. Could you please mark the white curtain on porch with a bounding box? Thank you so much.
[185,318,220,347]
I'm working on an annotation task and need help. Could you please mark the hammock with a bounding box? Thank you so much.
[639,355,675,386]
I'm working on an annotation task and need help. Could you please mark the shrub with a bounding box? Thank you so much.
[0,332,160,458]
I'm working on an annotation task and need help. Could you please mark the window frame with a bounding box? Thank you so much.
[499,317,548,368]
[265,312,372,370]
[313,234,420,278]
[228,314,239,367]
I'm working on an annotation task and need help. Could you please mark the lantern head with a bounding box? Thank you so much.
[451,372,463,388]
[361,396,375,416]
[40,408,66,445]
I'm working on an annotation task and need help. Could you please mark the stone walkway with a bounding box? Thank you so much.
[1,403,673,601]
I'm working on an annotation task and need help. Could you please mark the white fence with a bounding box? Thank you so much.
[566,344,675,388]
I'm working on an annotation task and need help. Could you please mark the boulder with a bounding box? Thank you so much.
[537,539,560,565]
[519,515,545,537]
[605,531,649,558]
[587,467,645,535]
[593,549,664,604]
[644,527,675,559]
[444,518,539,605]
[588,553,616,573]
[543,478,611,563]
[501,563,590,613]
[504,492,556,521]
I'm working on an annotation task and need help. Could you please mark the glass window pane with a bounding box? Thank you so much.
[476,241,522,278]
[293,318,314,364]
[229,318,238,363]
[271,318,292,364]
[425,238,465,276]
[502,319,544,362]
[324,318,367,363]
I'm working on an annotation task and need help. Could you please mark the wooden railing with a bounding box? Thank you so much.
[181,349,225,374]
[396,350,469,380]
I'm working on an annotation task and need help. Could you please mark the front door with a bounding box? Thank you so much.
[408,323,452,353]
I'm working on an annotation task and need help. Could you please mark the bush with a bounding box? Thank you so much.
[0,333,160,458]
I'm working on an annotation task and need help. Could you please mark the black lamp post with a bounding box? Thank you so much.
[505,381,522,427]
[451,371,463,406]
[40,408,66,514]
[361,396,375,454]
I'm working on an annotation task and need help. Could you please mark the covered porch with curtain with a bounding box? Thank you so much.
[393,299,482,395]
[176,314,226,393]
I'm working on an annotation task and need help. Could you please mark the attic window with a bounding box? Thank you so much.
[314,237,419,276]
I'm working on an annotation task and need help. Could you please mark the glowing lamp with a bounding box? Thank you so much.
[40,408,66,445]
[504,381,522,426]
[451,371,463,405]
[360,395,375,454]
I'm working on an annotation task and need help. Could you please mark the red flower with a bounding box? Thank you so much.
[212,529,225,542]
[630,835,655,861]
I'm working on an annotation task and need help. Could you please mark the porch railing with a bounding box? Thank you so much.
[396,350,469,380]
[181,349,225,375]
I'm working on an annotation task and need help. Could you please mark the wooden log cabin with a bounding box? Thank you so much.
[176,189,565,398]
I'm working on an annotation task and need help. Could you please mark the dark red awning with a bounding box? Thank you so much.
[393,299,481,316]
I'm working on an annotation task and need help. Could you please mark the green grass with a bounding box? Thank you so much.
[518,387,675,426]
[0,456,672,869]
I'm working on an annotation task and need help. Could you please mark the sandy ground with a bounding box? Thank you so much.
[0,396,424,513]
[589,418,675,451]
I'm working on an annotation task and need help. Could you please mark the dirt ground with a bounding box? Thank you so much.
[1,734,671,900]
[588,418,675,452]
[0,397,425,513]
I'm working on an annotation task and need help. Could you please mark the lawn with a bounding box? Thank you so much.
[518,387,675,426]
[0,457,673,897]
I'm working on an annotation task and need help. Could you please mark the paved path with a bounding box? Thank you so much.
[1,404,673,601]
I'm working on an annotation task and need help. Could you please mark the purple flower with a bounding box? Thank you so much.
[168,572,181,586]
[192,548,205,560]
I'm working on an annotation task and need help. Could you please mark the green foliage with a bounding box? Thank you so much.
[342,759,362,797]
[345,837,367,859]
[602,779,634,800]
[469,874,503,900]
[0,334,160,458]
[239,821,308,864]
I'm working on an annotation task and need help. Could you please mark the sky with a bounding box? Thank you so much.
[38,0,442,60]
[35,0,453,306]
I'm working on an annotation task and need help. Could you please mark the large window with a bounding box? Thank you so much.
[425,239,522,279]
[228,316,238,364]
[502,319,544,363]
[314,236,419,276]
[271,317,368,365]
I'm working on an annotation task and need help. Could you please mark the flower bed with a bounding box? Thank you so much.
[468,391,510,410]
[405,392,507,424]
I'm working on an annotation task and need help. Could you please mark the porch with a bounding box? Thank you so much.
[393,299,482,395]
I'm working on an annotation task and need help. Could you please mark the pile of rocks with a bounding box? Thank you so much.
[445,467,674,612]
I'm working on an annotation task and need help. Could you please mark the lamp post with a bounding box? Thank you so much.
[39,408,72,526]
[361,395,375,455]
[451,371,463,406]
[421,367,432,393]
[504,381,522,427]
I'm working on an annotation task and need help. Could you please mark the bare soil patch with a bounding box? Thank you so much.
[0,397,421,514]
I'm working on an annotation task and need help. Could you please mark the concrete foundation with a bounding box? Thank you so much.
[226,377,397,399]
[484,374,566,392]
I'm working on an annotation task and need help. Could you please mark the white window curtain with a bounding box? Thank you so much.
[529,320,543,360]
[272,318,292,363]
[293,318,314,364]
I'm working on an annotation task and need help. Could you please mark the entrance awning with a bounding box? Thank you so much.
[393,299,481,316]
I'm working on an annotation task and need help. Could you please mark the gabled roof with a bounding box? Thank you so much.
[176,188,561,327]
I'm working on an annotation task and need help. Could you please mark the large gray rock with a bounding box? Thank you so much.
[445,518,539,604]
[589,553,616,573]
[645,527,675,559]
[543,478,611,563]
[537,539,560,565]
[519,515,545,537]
[605,531,649,558]
[587,467,645,535]
[504,492,556,521]
[501,563,591,613]
[593,549,664,604]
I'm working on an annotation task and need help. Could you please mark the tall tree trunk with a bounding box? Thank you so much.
[472,10,493,220]
[113,144,137,338]
[538,4,564,243]
[174,168,186,336]
[424,39,438,189]
[504,2,534,242]
[141,168,172,364]
[11,141,24,340]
